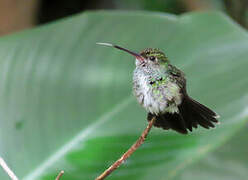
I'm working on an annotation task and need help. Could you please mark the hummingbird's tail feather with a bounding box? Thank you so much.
[181,96,219,128]
[147,112,188,134]
[147,96,219,134]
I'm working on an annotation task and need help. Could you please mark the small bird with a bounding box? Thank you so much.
[97,43,219,134]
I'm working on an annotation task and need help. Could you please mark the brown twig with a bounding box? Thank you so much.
[55,170,64,180]
[0,157,65,180]
[0,157,19,180]
[95,117,156,180]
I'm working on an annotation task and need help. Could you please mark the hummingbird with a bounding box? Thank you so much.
[97,43,219,134]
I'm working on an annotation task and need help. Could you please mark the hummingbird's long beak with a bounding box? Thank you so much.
[96,42,145,62]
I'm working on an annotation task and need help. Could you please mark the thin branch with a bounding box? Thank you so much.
[55,170,64,180]
[95,117,156,180]
[0,157,19,180]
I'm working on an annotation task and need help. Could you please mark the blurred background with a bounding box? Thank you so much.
[0,1,247,180]
[0,0,248,36]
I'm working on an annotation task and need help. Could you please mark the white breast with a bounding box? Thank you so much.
[133,69,182,115]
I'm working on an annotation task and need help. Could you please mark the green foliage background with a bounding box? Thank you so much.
[0,11,247,180]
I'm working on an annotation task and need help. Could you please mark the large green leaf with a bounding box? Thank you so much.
[175,127,248,180]
[0,11,247,180]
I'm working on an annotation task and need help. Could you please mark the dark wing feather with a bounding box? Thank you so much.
[147,65,219,134]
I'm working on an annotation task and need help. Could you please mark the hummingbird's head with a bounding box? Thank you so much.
[138,48,169,67]
[96,43,169,68]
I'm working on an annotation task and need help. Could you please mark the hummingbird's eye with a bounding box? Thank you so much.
[149,56,155,61]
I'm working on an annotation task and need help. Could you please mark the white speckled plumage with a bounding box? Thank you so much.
[97,43,219,134]
[133,60,182,115]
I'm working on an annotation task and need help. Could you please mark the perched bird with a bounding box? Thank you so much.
[97,43,219,134]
